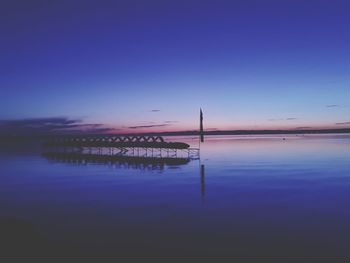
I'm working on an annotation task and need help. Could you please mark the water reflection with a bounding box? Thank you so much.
[200,164,205,199]
[2,135,350,260]
[42,152,191,171]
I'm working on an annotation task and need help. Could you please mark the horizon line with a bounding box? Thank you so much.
[2,127,350,138]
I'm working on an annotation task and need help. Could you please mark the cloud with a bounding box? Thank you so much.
[128,124,170,129]
[150,109,160,112]
[2,117,80,126]
[127,120,178,129]
[295,126,312,129]
[268,118,297,121]
[326,105,339,108]
[335,122,350,125]
[0,117,113,135]
[164,121,179,123]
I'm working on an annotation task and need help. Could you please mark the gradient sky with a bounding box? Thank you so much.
[1,0,350,133]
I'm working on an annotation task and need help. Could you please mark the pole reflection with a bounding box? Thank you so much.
[201,164,205,199]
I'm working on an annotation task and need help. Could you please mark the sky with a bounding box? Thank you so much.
[1,0,350,134]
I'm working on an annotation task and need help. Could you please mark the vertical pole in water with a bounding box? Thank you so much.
[199,108,204,159]
[199,109,205,200]
[200,108,204,143]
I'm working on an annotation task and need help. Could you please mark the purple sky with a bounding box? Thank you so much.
[1,0,350,134]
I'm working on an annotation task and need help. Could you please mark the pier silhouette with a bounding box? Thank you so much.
[44,135,192,149]
[42,135,200,169]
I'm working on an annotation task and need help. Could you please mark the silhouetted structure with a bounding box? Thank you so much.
[200,108,204,143]
[42,135,200,163]
[44,135,190,149]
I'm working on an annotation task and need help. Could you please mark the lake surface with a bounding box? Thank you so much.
[1,134,350,261]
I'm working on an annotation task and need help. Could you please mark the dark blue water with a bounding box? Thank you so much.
[1,135,350,261]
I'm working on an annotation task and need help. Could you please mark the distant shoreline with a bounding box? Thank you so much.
[1,128,350,140]
[141,128,350,137]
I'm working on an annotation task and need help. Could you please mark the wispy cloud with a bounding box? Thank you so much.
[268,118,283,121]
[295,126,312,129]
[335,122,350,125]
[0,117,114,135]
[128,124,170,129]
[268,118,297,121]
[164,121,179,123]
[150,109,160,112]
[326,104,339,108]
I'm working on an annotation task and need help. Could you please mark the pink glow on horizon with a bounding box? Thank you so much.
[102,122,350,134]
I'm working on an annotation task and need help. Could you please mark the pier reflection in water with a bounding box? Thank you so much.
[42,151,207,199]
[42,152,192,171]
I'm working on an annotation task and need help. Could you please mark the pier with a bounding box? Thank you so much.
[43,135,200,161]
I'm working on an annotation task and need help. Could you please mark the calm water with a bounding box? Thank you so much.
[1,134,350,261]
